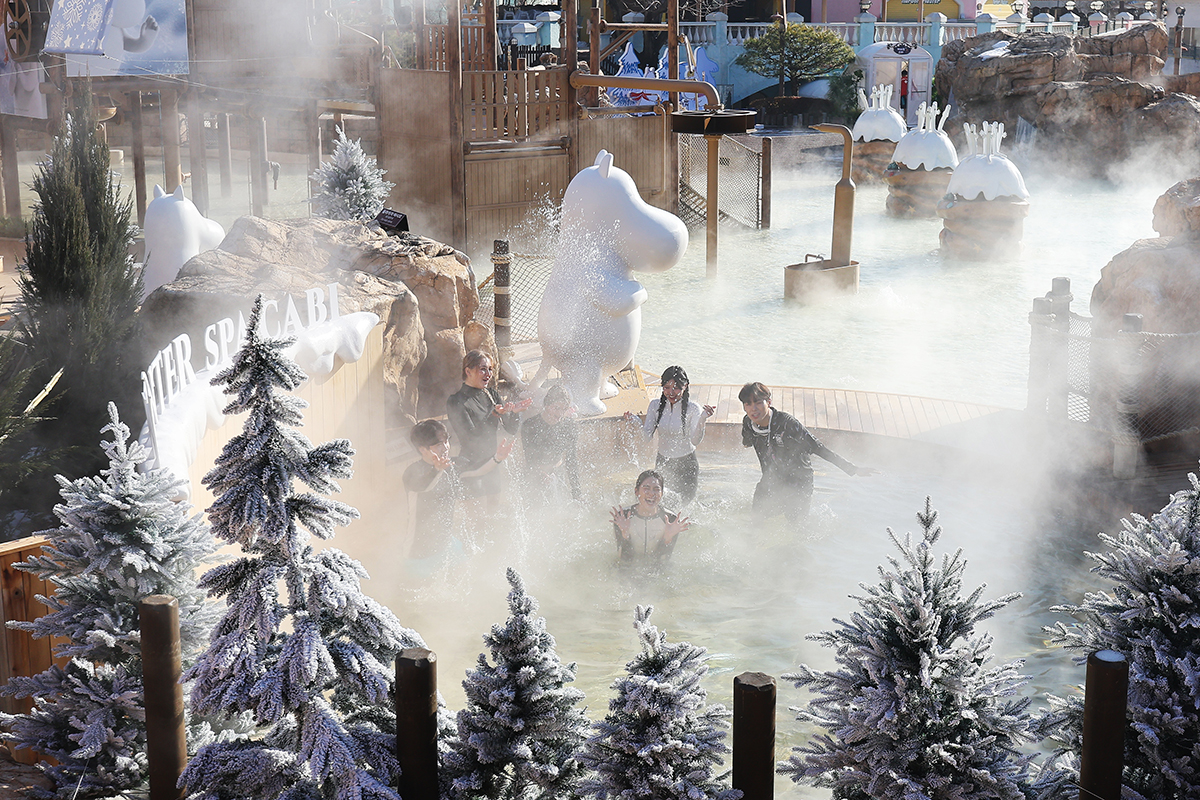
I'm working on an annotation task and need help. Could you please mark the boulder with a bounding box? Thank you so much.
[934,24,1200,178]
[1090,234,1200,334]
[139,217,487,426]
[1152,176,1200,236]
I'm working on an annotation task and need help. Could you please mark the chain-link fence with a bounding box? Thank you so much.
[678,134,764,230]
[475,251,555,343]
[1029,279,1200,469]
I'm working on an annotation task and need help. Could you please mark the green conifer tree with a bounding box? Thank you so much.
[14,83,143,530]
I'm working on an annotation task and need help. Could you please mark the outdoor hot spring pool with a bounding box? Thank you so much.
[337,161,1180,798]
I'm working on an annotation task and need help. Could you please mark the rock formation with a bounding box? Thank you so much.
[1089,178,1200,439]
[141,217,481,424]
[935,24,1200,179]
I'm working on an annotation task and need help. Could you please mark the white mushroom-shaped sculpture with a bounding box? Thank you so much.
[851,85,909,183]
[884,102,958,217]
[938,122,1031,260]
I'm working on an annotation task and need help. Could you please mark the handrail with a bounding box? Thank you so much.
[570,72,722,110]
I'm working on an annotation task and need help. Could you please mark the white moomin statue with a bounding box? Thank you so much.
[141,185,226,301]
[528,150,688,416]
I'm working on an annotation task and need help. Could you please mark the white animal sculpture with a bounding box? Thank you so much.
[529,150,688,416]
[141,185,226,300]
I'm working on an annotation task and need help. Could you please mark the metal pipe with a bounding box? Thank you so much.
[706,133,719,277]
[813,123,855,266]
[570,72,721,111]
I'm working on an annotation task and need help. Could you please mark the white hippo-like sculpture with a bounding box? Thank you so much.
[141,185,226,301]
[528,150,688,416]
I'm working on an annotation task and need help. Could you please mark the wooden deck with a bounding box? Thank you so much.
[510,341,1006,440]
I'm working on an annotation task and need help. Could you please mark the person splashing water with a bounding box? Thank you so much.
[610,470,691,562]
[623,365,715,505]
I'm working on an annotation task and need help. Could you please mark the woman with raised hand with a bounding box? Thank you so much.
[610,470,690,562]
[623,365,714,504]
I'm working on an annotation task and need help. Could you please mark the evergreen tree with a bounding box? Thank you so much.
[1044,472,1200,800]
[181,295,425,800]
[733,23,855,95]
[0,334,62,521]
[781,498,1070,800]
[445,568,590,800]
[0,403,219,799]
[13,83,142,531]
[579,605,739,800]
[309,126,395,222]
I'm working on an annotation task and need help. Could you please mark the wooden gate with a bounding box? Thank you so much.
[464,148,571,258]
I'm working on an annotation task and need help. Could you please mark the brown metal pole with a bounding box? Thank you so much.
[733,672,776,800]
[1078,650,1128,800]
[705,133,719,277]
[1173,8,1185,76]
[185,92,209,217]
[760,136,771,229]
[250,114,267,217]
[131,92,148,226]
[813,123,854,266]
[396,648,439,800]
[141,595,186,800]
[448,0,467,251]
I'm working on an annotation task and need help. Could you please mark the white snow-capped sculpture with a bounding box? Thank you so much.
[529,150,687,416]
[141,311,380,500]
[945,121,1029,201]
[852,85,907,143]
[890,102,958,171]
[142,185,226,300]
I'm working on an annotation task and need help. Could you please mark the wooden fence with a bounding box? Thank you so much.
[463,69,569,141]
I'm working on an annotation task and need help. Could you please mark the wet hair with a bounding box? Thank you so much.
[738,382,771,404]
[650,365,690,435]
[462,349,493,382]
[410,419,449,449]
[634,469,664,493]
[543,384,571,408]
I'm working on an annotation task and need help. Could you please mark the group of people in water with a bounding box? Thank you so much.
[403,350,877,563]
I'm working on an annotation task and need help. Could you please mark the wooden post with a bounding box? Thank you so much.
[760,137,772,229]
[492,240,513,365]
[563,0,580,176]
[0,115,19,219]
[141,595,186,800]
[396,648,439,800]
[131,92,148,226]
[483,0,498,69]
[416,0,428,70]
[186,92,209,217]
[589,4,601,75]
[161,90,183,193]
[448,0,467,250]
[217,112,232,199]
[665,0,680,213]
[1045,277,1073,419]
[705,133,719,277]
[1112,313,1143,479]
[733,672,775,800]
[1078,650,1128,800]
[250,114,268,217]
[1026,295,1053,413]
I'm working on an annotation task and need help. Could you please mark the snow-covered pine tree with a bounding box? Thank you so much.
[781,498,1070,800]
[445,568,590,800]
[180,295,426,800]
[0,403,219,799]
[309,126,395,222]
[1044,472,1200,800]
[579,605,740,800]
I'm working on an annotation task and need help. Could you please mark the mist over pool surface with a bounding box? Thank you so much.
[634,163,1163,408]
[343,162,1180,797]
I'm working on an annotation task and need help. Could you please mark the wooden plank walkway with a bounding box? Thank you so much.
[510,341,1006,440]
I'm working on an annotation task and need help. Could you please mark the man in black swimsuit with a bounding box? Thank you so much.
[739,382,876,520]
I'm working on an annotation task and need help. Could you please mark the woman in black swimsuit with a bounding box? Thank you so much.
[446,350,531,506]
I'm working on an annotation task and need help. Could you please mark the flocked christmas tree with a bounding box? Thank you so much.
[579,605,740,800]
[781,498,1070,800]
[1044,472,1200,800]
[180,295,426,800]
[445,568,590,800]
[0,403,219,799]
[309,126,395,222]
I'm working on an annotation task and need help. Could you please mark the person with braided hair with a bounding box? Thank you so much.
[623,365,714,504]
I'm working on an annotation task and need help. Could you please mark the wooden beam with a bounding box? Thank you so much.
[483,0,498,70]
[0,115,18,219]
[217,112,232,198]
[186,91,209,216]
[161,89,183,192]
[448,0,466,250]
[130,92,148,226]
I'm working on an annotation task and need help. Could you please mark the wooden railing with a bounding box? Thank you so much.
[0,535,59,764]
[463,69,570,141]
